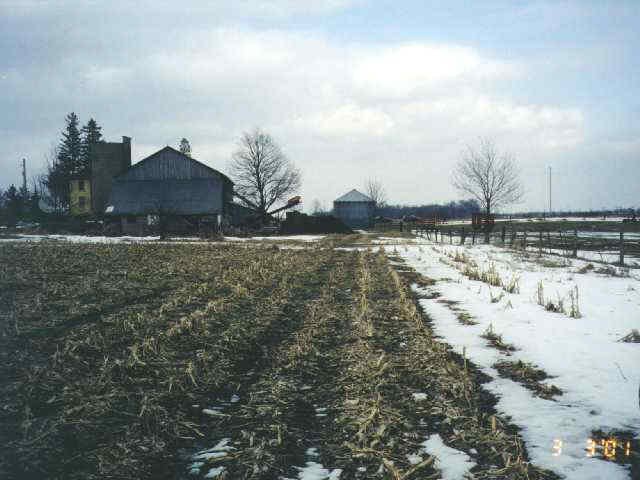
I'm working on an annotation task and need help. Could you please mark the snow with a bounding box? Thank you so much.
[0,233,326,244]
[202,407,226,416]
[284,447,342,480]
[204,466,225,478]
[224,235,325,242]
[420,434,476,480]
[188,462,204,476]
[449,216,630,224]
[192,438,234,461]
[294,462,342,480]
[396,236,640,479]
[412,392,428,401]
[0,234,161,243]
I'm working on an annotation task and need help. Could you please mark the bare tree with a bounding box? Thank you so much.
[365,178,387,211]
[311,199,325,215]
[451,139,523,217]
[230,129,301,217]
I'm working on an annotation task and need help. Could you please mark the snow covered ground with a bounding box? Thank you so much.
[393,236,640,479]
[449,216,631,225]
[415,230,640,267]
[224,235,325,242]
[0,234,162,243]
[0,234,325,244]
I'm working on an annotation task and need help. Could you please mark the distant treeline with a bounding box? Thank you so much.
[497,208,638,219]
[378,199,480,220]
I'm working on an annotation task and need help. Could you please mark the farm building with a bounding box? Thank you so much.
[69,177,92,216]
[333,189,375,229]
[69,136,132,216]
[105,146,233,235]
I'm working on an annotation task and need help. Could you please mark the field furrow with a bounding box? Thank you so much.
[0,239,571,479]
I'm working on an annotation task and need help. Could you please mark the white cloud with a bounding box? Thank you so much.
[231,0,362,17]
[0,17,592,209]
[351,43,517,99]
[292,104,394,137]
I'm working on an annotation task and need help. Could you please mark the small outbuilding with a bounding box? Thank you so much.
[105,146,233,235]
[333,189,375,229]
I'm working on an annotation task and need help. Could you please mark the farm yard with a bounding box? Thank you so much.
[0,234,638,480]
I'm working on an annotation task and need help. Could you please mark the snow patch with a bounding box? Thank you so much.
[421,434,476,480]
[294,462,342,480]
[396,236,640,479]
[204,466,225,478]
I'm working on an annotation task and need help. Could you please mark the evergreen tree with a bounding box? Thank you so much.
[4,184,21,225]
[44,112,83,211]
[81,118,103,174]
[59,112,82,175]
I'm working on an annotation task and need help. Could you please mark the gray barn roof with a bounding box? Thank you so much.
[117,146,233,185]
[106,178,223,215]
[334,189,374,203]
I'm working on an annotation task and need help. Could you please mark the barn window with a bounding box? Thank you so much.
[79,180,85,191]
[79,196,86,209]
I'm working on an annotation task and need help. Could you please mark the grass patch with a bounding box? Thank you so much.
[536,281,581,318]
[456,311,478,326]
[493,360,562,400]
[617,329,640,343]
[481,324,517,353]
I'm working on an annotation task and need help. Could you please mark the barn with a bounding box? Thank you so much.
[333,189,375,229]
[105,146,234,235]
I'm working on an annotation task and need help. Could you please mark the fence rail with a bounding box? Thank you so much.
[375,222,640,267]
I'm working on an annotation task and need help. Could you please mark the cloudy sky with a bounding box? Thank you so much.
[1,0,639,212]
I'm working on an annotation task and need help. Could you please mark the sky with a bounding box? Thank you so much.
[1,0,639,212]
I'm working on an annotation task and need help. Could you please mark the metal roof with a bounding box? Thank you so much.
[334,189,374,203]
[119,146,233,186]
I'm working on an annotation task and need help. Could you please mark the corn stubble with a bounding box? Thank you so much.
[0,241,559,479]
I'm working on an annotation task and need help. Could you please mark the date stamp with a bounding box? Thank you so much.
[552,435,636,463]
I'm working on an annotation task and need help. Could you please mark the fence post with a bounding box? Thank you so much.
[511,228,516,246]
[501,225,506,244]
[449,230,452,244]
[539,231,543,254]
[461,227,465,245]
[472,230,476,245]
[523,230,528,251]
[572,228,578,258]
[619,230,625,266]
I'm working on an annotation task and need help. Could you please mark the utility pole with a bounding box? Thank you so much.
[21,158,27,196]
[548,166,552,215]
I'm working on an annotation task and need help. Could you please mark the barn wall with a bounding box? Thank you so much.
[109,177,226,215]
[107,148,233,217]
[333,201,375,228]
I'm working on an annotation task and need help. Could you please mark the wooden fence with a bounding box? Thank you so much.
[379,222,640,267]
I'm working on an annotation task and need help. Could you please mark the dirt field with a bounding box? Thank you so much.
[0,238,560,479]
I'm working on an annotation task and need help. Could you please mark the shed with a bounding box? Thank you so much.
[333,189,375,229]
[105,146,233,234]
